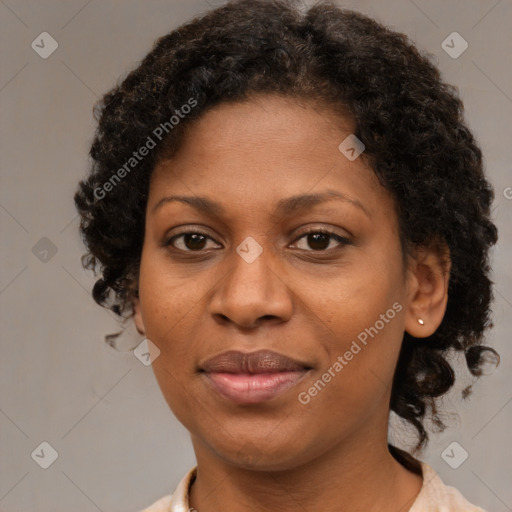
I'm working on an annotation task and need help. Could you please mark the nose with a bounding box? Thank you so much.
[208,242,294,329]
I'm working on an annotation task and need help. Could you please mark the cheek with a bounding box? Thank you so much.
[298,255,404,346]
[137,258,198,379]
[298,261,406,410]
[140,284,202,426]
[138,247,204,341]
[296,309,405,437]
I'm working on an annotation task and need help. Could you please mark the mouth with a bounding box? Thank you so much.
[199,349,312,404]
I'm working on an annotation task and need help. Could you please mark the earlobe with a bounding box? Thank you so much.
[404,245,451,339]
[132,294,146,335]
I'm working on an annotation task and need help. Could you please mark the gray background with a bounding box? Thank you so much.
[1,0,511,511]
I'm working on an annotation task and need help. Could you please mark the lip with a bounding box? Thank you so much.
[200,349,310,374]
[200,350,312,404]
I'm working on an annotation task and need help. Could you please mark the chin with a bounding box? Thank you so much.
[210,435,316,472]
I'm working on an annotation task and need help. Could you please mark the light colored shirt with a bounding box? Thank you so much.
[140,461,487,512]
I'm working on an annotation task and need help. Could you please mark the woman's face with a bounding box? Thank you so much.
[135,95,418,470]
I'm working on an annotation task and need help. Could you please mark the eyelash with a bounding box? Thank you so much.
[164,227,352,254]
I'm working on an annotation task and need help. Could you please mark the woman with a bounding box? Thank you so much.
[74,1,499,510]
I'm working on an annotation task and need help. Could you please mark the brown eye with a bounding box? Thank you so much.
[181,233,207,251]
[305,233,330,251]
[165,228,351,254]
[166,231,220,252]
[292,230,351,252]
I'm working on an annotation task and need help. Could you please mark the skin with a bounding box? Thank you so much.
[133,94,450,512]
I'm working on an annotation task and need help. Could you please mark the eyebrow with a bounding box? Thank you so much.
[151,189,370,219]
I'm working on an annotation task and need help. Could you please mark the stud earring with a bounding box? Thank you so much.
[418,318,425,325]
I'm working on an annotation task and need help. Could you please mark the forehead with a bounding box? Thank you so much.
[148,95,392,222]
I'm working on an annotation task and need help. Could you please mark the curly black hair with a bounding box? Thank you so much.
[74,0,499,451]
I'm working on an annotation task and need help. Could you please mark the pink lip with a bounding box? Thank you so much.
[204,370,309,404]
[199,349,312,404]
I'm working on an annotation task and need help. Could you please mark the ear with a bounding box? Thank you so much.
[132,293,146,336]
[404,242,451,338]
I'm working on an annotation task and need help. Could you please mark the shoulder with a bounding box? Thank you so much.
[139,494,173,512]
[410,461,487,512]
[138,466,197,512]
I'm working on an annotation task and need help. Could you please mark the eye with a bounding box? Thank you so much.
[291,228,352,252]
[165,230,221,252]
[164,227,352,253]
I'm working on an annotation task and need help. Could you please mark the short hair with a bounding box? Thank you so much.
[74,0,499,450]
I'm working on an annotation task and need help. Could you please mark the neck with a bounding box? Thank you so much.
[188,433,423,512]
